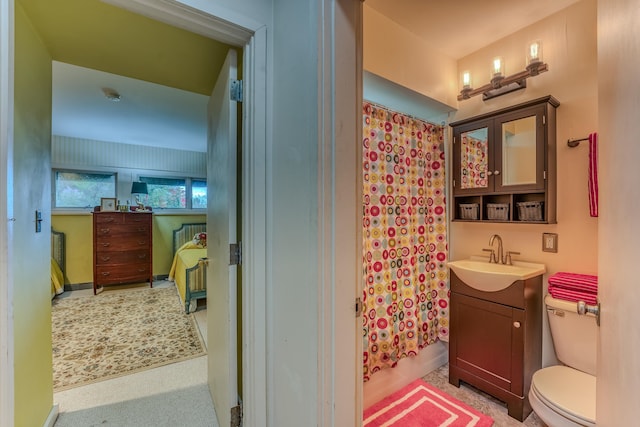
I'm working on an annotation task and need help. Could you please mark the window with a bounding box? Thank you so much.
[54,171,116,208]
[192,179,207,209]
[140,176,206,209]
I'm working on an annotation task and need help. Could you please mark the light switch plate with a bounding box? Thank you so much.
[542,232,558,253]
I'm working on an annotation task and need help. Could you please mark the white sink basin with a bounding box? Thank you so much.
[448,256,546,292]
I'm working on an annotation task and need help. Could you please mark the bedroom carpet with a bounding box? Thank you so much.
[52,285,206,391]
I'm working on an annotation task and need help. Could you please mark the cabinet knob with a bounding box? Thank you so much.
[513,321,521,328]
[487,171,493,176]
[494,170,501,175]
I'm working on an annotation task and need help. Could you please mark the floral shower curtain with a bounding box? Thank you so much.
[362,102,449,381]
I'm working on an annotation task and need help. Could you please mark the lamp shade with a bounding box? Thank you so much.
[131,182,148,195]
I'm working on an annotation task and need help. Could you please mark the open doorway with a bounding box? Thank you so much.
[11,1,264,426]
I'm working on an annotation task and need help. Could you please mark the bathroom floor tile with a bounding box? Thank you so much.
[422,364,546,427]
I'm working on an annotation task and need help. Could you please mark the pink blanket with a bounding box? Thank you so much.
[548,285,598,305]
[548,272,598,304]
[548,272,598,293]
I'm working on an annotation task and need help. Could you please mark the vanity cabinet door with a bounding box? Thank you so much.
[493,105,546,193]
[449,292,523,395]
[452,118,494,196]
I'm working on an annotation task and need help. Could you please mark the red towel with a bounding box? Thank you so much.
[548,285,598,305]
[548,272,598,293]
[588,132,598,217]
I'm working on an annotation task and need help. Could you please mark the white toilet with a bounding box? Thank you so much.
[529,295,597,427]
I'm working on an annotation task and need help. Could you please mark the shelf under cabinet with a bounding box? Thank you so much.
[453,192,554,224]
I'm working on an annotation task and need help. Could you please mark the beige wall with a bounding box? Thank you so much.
[450,0,597,366]
[363,4,458,108]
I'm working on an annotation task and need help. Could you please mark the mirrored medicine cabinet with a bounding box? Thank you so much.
[451,95,559,223]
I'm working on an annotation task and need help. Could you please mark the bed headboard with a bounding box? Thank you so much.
[51,228,65,273]
[173,223,207,254]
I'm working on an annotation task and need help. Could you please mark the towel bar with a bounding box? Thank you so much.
[567,137,589,147]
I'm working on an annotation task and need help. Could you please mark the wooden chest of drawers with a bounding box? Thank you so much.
[92,212,153,294]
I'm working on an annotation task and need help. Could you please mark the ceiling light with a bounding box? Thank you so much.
[102,87,121,102]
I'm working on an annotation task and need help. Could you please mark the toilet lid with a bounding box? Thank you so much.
[532,365,596,425]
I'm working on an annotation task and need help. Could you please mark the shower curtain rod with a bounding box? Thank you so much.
[363,99,445,127]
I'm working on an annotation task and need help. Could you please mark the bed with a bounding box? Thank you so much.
[51,228,65,298]
[168,223,207,313]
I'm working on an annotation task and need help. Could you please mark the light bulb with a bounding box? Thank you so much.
[492,57,504,77]
[527,40,543,65]
[462,71,471,89]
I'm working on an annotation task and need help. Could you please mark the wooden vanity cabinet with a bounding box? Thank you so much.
[451,95,559,223]
[448,270,542,421]
[92,211,153,294]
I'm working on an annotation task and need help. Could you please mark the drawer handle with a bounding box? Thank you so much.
[100,256,111,262]
[100,228,111,234]
[138,268,146,272]
[137,254,147,259]
[513,321,521,328]
[101,272,111,276]
[101,243,111,247]
[137,240,147,245]
[137,227,146,232]
[102,218,115,223]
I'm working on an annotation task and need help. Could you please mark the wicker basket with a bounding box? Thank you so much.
[517,201,544,221]
[486,203,509,221]
[459,203,479,220]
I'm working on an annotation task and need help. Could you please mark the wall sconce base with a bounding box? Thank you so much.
[482,80,526,101]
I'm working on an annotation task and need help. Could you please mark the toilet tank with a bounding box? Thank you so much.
[545,294,597,375]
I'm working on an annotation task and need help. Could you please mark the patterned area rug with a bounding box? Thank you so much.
[52,286,206,391]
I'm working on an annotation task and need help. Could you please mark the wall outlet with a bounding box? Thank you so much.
[542,233,558,253]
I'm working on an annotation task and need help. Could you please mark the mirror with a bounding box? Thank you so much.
[501,115,536,186]
[460,127,488,190]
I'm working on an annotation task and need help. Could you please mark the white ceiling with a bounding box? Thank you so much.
[52,1,582,152]
[52,61,209,152]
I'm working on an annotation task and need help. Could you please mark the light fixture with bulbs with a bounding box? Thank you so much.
[458,41,548,101]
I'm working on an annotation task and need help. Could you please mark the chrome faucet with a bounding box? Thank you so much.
[489,234,503,264]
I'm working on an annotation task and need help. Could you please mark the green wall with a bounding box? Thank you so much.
[14,4,54,426]
[52,214,206,285]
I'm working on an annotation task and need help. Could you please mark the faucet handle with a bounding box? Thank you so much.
[482,248,497,263]
[504,251,520,265]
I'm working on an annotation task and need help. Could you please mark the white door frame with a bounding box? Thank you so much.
[0,0,15,425]
[0,0,268,425]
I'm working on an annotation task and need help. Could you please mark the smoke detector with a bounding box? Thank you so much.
[101,87,121,102]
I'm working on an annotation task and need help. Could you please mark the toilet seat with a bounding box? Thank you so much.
[530,365,595,427]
